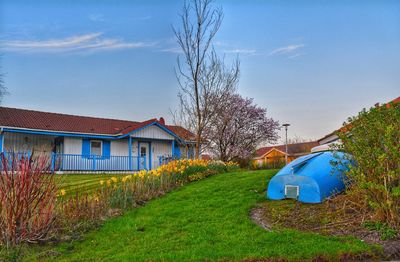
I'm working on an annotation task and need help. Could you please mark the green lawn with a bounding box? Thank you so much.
[32,170,371,261]
[57,173,126,196]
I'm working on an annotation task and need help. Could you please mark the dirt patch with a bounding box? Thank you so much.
[250,206,272,231]
[252,194,400,260]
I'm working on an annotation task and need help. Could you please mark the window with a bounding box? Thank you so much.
[90,140,102,156]
[140,146,147,157]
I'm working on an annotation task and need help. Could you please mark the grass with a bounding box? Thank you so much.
[26,169,374,261]
[56,173,125,196]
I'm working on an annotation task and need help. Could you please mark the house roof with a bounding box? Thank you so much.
[167,125,196,141]
[254,141,319,159]
[201,154,212,160]
[0,106,195,141]
[317,96,400,144]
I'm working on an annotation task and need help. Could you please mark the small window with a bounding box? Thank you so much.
[285,185,299,199]
[90,140,102,156]
[140,146,147,157]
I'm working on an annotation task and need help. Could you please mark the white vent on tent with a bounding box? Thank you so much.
[285,185,299,199]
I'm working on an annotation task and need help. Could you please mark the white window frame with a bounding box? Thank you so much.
[284,185,299,198]
[90,140,103,156]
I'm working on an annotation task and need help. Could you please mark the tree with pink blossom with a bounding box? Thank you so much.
[205,93,279,162]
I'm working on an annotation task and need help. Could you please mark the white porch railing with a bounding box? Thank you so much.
[51,153,146,172]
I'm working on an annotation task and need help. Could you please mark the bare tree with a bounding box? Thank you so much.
[286,136,315,145]
[174,0,224,158]
[0,60,6,104]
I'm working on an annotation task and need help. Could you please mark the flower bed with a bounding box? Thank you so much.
[56,159,238,240]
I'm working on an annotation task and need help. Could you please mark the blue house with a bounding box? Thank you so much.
[0,107,196,172]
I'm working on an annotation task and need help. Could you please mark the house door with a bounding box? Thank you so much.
[139,143,149,170]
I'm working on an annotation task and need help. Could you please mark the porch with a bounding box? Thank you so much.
[0,152,176,172]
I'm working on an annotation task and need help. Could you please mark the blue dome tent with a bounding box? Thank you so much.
[266,151,350,203]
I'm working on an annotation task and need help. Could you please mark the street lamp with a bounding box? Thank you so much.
[282,124,290,164]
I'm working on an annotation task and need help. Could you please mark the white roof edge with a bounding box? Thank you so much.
[311,140,342,153]
[2,126,121,137]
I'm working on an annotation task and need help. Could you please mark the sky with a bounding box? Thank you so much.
[0,0,399,143]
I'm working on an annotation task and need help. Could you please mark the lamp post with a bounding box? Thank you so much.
[282,124,290,164]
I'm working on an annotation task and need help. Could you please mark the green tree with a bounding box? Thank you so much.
[335,101,400,228]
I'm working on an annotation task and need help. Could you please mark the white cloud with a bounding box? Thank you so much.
[269,44,305,56]
[159,40,257,56]
[288,52,306,59]
[0,33,156,53]
[160,47,183,54]
[223,49,256,55]
[88,14,105,22]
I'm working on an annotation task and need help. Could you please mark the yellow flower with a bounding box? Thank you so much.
[111,176,118,183]
[100,180,104,185]
[60,189,66,196]
[107,180,111,187]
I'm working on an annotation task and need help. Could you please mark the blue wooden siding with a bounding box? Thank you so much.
[174,142,181,158]
[103,140,111,159]
[0,133,3,152]
[128,137,133,170]
[82,139,90,157]
[149,141,152,169]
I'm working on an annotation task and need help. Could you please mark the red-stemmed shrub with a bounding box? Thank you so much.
[0,152,58,247]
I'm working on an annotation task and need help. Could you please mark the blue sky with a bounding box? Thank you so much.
[1,0,399,142]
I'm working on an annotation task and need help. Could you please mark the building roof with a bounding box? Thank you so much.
[389,96,400,104]
[254,141,319,159]
[201,154,212,160]
[167,125,196,141]
[317,96,400,144]
[0,106,195,141]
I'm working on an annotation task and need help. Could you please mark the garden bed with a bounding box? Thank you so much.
[255,194,400,260]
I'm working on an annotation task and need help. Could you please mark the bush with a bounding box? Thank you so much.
[334,101,400,229]
[0,153,57,247]
[250,160,285,170]
[362,221,398,240]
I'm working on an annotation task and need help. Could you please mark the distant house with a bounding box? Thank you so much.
[253,141,319,167]
[201,154,212,160]
[313,96,400,152]
[0,107,196,172]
